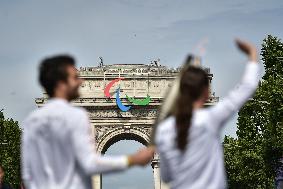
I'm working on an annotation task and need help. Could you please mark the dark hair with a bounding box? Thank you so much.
[39,55,76,97]
[174,55,209,151]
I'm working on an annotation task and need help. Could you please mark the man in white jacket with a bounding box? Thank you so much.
[21,55,154,189]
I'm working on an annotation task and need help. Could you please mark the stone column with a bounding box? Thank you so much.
[92,124,102,189]
[152,158,161,189]
[152,154,170,189]
[92,174,102,189]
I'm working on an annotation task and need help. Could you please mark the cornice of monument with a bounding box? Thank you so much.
[35,61,218,106]
[77,63,213,78]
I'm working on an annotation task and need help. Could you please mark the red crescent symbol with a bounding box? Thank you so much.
[104,77,125,98]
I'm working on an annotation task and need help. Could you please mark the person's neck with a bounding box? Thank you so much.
[52,96,69,102]
[193,100,205,110]
[53,91,70,102]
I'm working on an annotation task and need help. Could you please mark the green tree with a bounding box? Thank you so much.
[224,35,283,189]
[0,110,22,189]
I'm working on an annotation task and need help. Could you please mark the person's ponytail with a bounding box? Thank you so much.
[174,59,209,152]
[175,92,193,151]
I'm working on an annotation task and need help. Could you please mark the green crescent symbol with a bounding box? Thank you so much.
[125,94,151,106]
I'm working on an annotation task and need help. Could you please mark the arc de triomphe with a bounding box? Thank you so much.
[35,62,218,189]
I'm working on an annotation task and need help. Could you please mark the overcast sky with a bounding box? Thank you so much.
[0,0,282,188]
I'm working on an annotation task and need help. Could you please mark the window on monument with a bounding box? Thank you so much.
[102,140,153,189]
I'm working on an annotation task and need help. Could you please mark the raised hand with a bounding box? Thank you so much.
[235,38,258,62]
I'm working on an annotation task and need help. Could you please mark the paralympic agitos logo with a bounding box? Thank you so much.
[104,78,151,112]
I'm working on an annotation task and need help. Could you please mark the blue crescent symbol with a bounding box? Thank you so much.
[115,88,132,112]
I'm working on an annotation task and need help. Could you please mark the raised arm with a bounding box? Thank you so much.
[71,109,154,175]
[206,39,261,132]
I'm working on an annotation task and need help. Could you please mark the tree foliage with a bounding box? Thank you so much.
[0,111,22,189]
[224,35,283,188]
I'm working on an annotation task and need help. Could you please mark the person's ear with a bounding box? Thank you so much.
[56,80,67,92]
[203,87,209,101]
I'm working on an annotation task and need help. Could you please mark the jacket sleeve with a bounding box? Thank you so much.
[71,110,129,175]
[206,62,261,133]
[158,151,173,183]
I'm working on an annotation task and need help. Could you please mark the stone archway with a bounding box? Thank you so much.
[97,127,150,154]
[92,126,164,189]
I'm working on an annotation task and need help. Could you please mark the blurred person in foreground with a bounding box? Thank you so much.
[154,39,260,189]
[21,55,154,189]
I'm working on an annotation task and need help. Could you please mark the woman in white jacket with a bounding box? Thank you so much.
[154,39,260,189]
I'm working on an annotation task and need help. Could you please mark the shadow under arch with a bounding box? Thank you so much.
[96,127,150,154]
